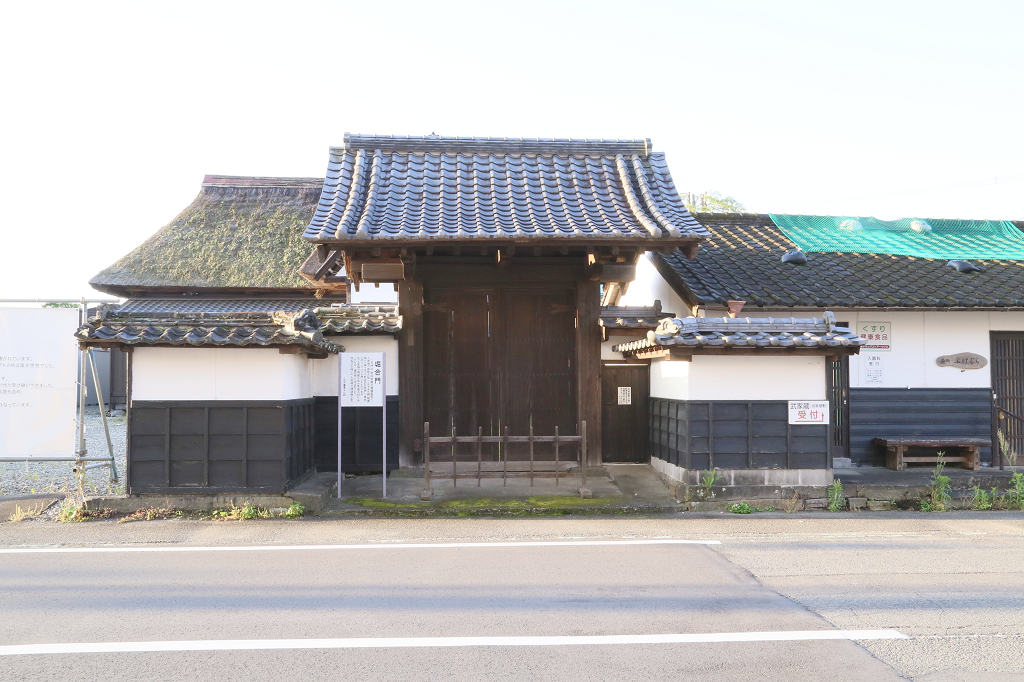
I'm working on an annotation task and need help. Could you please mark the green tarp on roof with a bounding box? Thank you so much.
[768,214,1024,260]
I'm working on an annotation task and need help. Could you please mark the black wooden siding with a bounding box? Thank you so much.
[650,399,829,470]
[848,388,993,465]
[314,396,399,473]
[129,399,315,494]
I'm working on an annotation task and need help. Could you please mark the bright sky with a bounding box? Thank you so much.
[2,0,1022,300]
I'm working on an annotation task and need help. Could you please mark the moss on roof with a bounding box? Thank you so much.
[90,178,323,295]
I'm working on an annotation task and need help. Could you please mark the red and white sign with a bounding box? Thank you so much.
[788,401,830,425]
[858,321,891,352]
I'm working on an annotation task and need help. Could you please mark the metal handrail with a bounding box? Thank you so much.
[996,406,1024,424]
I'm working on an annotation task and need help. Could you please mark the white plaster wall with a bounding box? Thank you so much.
[617,253,690,317]
[132,348,314,401]
[650,359,691,400]
[819,310,1024,389]
[312,336,400,396]
[649,355,825,402]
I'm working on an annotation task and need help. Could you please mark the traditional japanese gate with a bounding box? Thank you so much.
[422,285,579,461]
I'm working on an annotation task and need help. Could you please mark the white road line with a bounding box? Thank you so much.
[0,539,721,555]
[0,630,908,656]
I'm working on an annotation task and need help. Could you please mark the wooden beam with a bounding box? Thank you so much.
[398,280,425,468]
[576,279,602,466]
[631,349,669,360]
[313,249,344,280]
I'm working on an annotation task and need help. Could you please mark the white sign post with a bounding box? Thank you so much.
[0,308,79,458]
[338,353,386,498]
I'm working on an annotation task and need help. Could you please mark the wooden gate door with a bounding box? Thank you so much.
[992,332,1024,460]
[601,364,649,463]
[423,286,578,460]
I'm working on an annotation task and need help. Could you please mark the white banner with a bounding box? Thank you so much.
[339,353,385,407]
[0,308,79,456]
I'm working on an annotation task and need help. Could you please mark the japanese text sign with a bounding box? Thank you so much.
[339,353,385,407]
[788,401,830,425]
[858,321,891,352]
[0,308,78,456]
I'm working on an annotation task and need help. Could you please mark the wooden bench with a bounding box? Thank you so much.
[873,437,990,471]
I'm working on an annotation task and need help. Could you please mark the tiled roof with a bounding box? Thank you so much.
[316,305,401,334]
[613,313,864,353]
[77,302,402,351]
[599,303,674,330]
[304,134,707,243]
[656,213,1024,309]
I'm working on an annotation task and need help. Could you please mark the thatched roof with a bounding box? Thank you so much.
[90,176,329,297]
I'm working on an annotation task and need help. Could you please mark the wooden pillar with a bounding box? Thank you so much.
[576,279,602,465]
[398,280,424,468]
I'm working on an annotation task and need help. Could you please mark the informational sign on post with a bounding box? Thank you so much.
[788,401,830,425]
[339,353,385,408]
[338,353,386,498]
[0,308,79,457]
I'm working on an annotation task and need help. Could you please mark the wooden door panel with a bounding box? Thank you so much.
[601,364,649,463]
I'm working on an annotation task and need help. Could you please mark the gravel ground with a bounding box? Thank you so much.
[0,406,126,498]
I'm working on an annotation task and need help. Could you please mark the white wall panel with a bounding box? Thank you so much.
[650,359,690,400]
[648,355,825,402]
[618,254,689,316]
[132,348,315,401]
[689,356,825,401]
[833,310,1011,389]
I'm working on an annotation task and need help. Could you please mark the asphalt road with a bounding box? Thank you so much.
[1,514,1022,681]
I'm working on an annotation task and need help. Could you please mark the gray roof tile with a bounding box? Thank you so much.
[658,213,1024,309]
[613,313,864,353]
[77,302,402,351]
[305,135,707,242]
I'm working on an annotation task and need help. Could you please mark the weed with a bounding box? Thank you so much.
[697,469,721,500]
[1008,473,1024,511]
[919,499,933,512]
[971,486,993,510]
[728,502,753,514]
[755,506,776,512]
[282,502,306,519]
[8,503,46,522]
[118,508,180,523]
[57,501,84,523]
[779,490,803,513]
[827,478,845,512]
[926,456,952,512]
[997,430,1019,467]
[212,504,273,521]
